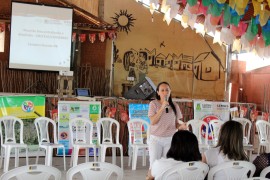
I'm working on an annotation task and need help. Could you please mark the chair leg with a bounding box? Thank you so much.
[120,147,123,169]
[132,147,138,170]
[62,147,66,171]
[4,147,11,173]
[0,147,3,169]
[25,147,29,166]
[72,147,79,167]
[100,147,106,163]
[142,148,146,166]
[85,148,89,163]
[70,148,74,167]
[93,147,96,162]
[258,145,261,155]
[15,148,19,168]
[36,147,41,164]
[112,147,116,165]
[128,147,132,167]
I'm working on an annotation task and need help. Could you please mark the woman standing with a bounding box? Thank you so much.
[147,82,185,176]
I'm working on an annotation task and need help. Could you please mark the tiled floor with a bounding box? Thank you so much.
[0,156,149,180]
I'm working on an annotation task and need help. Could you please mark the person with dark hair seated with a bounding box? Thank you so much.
[202,120,249,180]
[149,130,202,179]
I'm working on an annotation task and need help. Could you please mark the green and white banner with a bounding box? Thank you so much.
[57,101,101,156]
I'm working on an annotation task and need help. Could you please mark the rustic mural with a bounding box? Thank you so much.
[105,0,226,100]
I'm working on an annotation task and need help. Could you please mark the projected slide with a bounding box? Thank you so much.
[9,2,73,71]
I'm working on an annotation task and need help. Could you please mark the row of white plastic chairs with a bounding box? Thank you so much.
[0,162,123,180]
[1,160,270,180]
[0,116,124,173]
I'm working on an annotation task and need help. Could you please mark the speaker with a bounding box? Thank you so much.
[124,77,156,100]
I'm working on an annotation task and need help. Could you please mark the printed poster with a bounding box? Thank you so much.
[128,103,150,156]
[0,95,45,155]
[57,101,101,156]
[193,100,230,141]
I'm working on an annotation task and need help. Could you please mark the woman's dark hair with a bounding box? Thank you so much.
[156,82,176,115]
[167,130,202,162]
[217,120,248,161]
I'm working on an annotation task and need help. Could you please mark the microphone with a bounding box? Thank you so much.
[165,95,169,113]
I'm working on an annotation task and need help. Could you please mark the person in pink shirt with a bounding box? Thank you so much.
[147,81,186,178]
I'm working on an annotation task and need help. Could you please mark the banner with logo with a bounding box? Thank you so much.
[194,101,230,122]
[57,101,101,156]
[0,95,45,155]
[128,103,150,156]
[193,100,230,142]
[0,95,45,118]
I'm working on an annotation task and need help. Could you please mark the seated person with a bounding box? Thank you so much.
[202,120,249,180]
[149,130,202,179]
[253,153,270,178]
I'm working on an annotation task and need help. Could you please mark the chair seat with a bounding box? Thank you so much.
[100,143,122,148]
[130,144,148,148]
[73,143,96,148]
[40,143,64,148]
[2,143,27,148]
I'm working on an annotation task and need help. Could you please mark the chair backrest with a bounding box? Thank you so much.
[209,119,224,146]
[157,161,209,180]
[256,120,270,144]
[260,166,270,178]
[0,116,24,144]
[208,161,256,180]
[186,119,209,145]
[96,118,120,144]
[34,117,58,145]
[66,162,123,180]
[127,119,150,145]
[233,118,252,145]
[69,117,94,146]
[0,164,61,180]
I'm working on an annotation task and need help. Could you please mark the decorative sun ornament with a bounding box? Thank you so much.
[111,10,136,34]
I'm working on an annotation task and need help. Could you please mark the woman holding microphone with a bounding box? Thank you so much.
[147,81,186,179]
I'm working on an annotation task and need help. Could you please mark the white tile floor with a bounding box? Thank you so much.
[0,156,149,180]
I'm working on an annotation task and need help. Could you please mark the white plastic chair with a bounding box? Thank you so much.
[209,119,224,146]
[0,164,61,180]
[0,116,29,172]
[66,162,123,180]
[69,117,97,167]
[186,119,209,151]
[256,120,270,155]
[208,161,256,180]
[127,119,150,170]
[34,117,66,170]
[96,118,123,169]
[260,166,270,178]
[232,118,252,145]
[157,161,209,180]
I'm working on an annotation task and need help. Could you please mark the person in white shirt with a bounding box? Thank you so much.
[149,130,202,180]
[202,120,249,180]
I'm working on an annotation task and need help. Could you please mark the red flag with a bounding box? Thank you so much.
[108,31,117,40]
[79,34,86,42]
[89,34,96,43]
[72,33,76,42]
[0,23,5,32]
[99,32,106,42]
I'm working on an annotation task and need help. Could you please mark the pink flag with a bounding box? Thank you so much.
[89,34,96,43]
[99,32,106,42]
